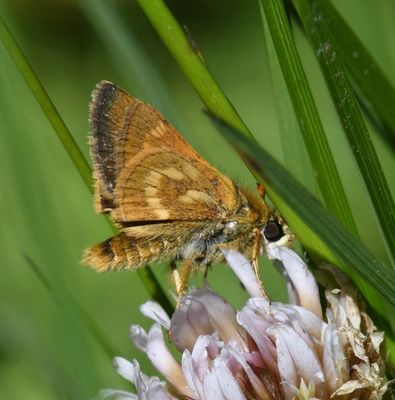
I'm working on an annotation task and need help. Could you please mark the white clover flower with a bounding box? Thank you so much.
[101,247,389,400]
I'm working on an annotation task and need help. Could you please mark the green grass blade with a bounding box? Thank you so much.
[0,14,173,314]
[214,119,395,308]
[135,0,393,327]
[258,0,357,235]
[292,0,395,268]
[135,0,252,140]
[0,14,92,190]
[319,0,395,150]
[262,7,318,196]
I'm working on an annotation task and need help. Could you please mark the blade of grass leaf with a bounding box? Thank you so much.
[292,0,395,268]
[135,0,252,140]
[220,119,395,359]
[135,0,390,321]
[262,8,318,196]
[258,0,357,235]
[0,14,173,314]
[213,117,395,309]
[0,15,92,190]
[318,0,395,151]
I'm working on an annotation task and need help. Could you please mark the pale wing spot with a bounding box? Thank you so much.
[150,129,162,139]
[182,162,201,180]
[145,170,162,186]
[147,197,162,207]
[145,186,157,196]
[154,209,170,219]
[180,190,215,205]
[150,121,166,138]
[179,194,194,204]
[161,167,187,180]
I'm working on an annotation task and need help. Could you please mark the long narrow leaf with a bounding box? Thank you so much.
[262,7,318,196]
[214,119,395,308]
[134,0,390,321]
[259,0,357,234]
[135,0,252,140]
[0,15,92,190]
[0,14,173,314]
[292,0,395,267]
[318,0,395,150]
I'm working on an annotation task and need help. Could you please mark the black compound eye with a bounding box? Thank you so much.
[263,220,284,242]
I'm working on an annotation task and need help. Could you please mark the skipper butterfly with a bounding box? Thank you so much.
[83,81,291,295]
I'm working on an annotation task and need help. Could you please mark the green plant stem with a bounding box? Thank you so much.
[135,0,252,140]
[292,0,395,268]
[259,0,357,236]
[262,6,319,196]
[320,0,395,150]
[0,14,173,315]
[135,0,393,328]
[215,118,395,309]
[0,15,92,190]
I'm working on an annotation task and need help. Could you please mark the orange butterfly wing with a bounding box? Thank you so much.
[89,81,239,223]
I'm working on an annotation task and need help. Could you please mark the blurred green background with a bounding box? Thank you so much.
[1,0,395,399]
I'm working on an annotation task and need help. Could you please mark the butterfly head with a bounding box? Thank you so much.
[262,213,293,249]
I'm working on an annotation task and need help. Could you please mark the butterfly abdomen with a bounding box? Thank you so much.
[82,233,167,272]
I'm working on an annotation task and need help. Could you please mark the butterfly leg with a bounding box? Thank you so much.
[176,259,193,308]
[170,260,182,295]
[203,263,211,280]
[252,228,269,301]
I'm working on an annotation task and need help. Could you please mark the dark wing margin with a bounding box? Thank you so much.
[89,81,118,195]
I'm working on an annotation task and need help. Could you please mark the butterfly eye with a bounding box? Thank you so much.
[263,220,284,242]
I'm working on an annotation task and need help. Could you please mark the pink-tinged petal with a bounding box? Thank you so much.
[146,323,193,398]
[243,351,264,368]
[269,303,320,347]
[268,324,325,399]
[322,323,348,393]
[202,368,227,400]
[182,349,204,399]
[207,357,247,400]
[134,363,157,400]
[170,288,245,352]
[140,301,171,330]
[181,334,226,399]
[266,247,322,319]
[221,248,263,298]
[190,334,220,380]
[290,305,325,340]
[100,389,137,399]
[237,300,278,375]
[130,325,148,352]
[284,280,298,306]
[224,346,273,400]
[113,357,138,384]
[269,331,297,400]
[146,377,178,400]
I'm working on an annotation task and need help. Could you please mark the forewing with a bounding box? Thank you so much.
[89,81,239,221]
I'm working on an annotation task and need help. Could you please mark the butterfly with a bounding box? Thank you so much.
[83,81,291,296]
